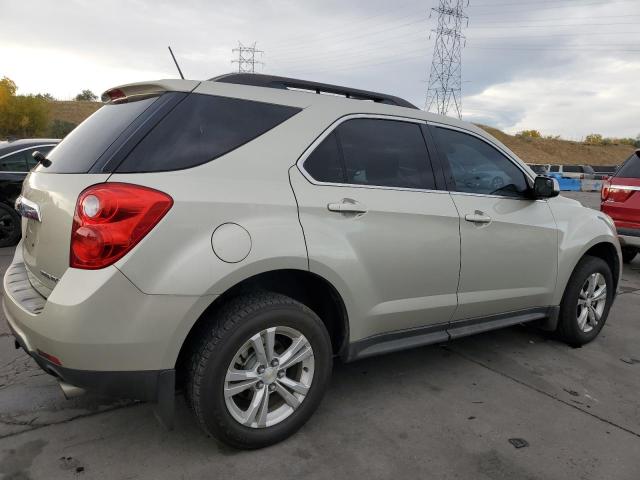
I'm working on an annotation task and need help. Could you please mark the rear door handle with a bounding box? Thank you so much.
[327,200,368,214]
[465,213,492,224]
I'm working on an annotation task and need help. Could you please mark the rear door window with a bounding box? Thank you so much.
[39,97,157,173]
[615,152,640,178]
[337,119,436,189]
[117,94,301,173]
[0,150,29,171]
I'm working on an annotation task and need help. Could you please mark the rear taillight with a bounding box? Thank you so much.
[70,183,173,269]
[608,188,634,203]
[601,179,610,201]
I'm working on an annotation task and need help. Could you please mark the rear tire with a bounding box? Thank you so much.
[186,292,332,449]
[0,203,21,247]
[621,247,638,264]
[556,256,613,347]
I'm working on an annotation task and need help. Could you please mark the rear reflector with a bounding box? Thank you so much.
[37,349,62,366]
[70,183,173,269]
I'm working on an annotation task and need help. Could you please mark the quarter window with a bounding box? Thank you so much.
[118,94,301,173]
[433,127,529,198]
[304,132,344,183]
[303,118,436,190]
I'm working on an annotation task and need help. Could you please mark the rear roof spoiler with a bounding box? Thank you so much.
[101,79,200,104]
[209,73,418,109]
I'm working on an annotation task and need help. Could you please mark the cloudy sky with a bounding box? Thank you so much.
[1,0,639,139]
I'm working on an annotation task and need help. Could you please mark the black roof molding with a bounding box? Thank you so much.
[209,73,418,109]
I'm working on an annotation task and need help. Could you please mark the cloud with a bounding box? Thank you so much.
[0,0,638,137]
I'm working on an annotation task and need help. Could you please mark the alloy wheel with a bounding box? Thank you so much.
[224,326,315,428]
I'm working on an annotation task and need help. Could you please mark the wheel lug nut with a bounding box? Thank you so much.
[271,359,279,367]
[257,366,265,374]
[256,381,264,389]
[269,384,276,391]
[277,370,285,378]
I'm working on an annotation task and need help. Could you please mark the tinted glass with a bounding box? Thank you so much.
[40,97,157,173]
[304,132,344,183]
[550,165,560,172]
[118,94,301,173]
[615,152,640,178]
[335,119,435,189]
[0,150,29,171]
[433,127,529,197]
[563,165,581,173]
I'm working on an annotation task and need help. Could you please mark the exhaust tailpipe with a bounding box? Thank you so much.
[59,381,86,399]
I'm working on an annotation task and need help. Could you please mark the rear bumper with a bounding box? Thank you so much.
[2,241,215,380]
[8,317,172,403]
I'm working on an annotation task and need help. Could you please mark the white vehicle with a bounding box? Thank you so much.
[548,164,596,179]
[4,74,622,449]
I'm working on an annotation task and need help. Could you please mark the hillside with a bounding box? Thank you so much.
[48,102,634,166]
[478,125,634,167]
[49,100,101,125]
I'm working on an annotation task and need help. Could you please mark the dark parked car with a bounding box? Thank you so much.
[0,139,59,246]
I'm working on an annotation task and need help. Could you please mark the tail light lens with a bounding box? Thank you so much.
[70,183,173,269]
[607,188,634,203]
[601,179,610,201]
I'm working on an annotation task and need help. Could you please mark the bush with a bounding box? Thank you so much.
[584,133,604,145]
[516,129,542,138]
[48,119,77,138]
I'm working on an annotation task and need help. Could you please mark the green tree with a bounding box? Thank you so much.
[75,89,97,101]
[0,77,50,138]
[36,93,55,101]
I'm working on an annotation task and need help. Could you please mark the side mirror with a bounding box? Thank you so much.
[533,175,559,199]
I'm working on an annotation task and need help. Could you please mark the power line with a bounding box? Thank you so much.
[426,0,469,119]
[232,42,264,73]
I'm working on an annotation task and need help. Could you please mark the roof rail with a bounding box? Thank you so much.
[209,73,418,109]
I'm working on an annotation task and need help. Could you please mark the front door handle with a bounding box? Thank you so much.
[327,199,368,214]
[465,213,492,224]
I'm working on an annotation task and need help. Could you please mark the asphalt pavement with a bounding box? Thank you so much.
[0,192,639,479]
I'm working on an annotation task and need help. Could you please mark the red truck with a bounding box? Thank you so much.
[601,150,640,263]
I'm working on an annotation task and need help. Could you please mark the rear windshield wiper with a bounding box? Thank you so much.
[32,151,51,168]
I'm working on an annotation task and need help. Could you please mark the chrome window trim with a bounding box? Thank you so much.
[426,121,543,201]
[296,113,448,194]
[0,144,57,173]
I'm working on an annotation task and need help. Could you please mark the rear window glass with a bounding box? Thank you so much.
[39,97,157,173]
[615,153,640,178]
[563,165,581,173]
[116,94,301,173]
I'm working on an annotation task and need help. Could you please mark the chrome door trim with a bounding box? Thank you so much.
[295,113,449,195]
[0,144,57,160]
[609,184,640,191]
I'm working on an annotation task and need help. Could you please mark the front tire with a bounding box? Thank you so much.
[187,292,332,449]
[556,256,613,347]
[621,247,637,264]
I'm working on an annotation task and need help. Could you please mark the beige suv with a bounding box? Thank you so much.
[4,74,621,449]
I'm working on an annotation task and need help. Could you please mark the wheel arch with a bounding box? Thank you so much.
[556,240,621,305]
[175,268,350,380]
